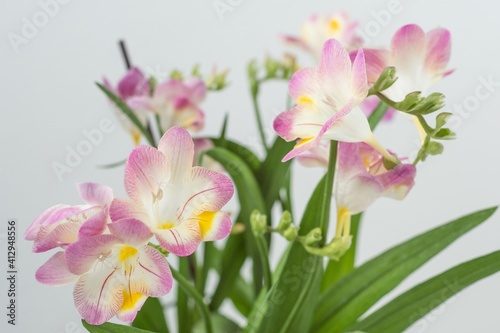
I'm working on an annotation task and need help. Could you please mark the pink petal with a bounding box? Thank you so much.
[185,79,207,104]
[124,145,170,203]
[35,252,77,286]
[273,106,324,143]
[296,143,330,168]
[127,96,154,111]
[154,219,201,256]
[78,209,109,238]
[33,222,81,253]
[65,234,119,275]
[176,167,234,221]
[288,68,319,102]
[134,245,172,297]
[425,28,451,76]
[115,294,147,323]
[360,49,390,84]
[117,67,149,99]
[390,24,426,77]
[314,101,354,144]
[108,219,153,246]
[171,106,205,132]
[350,49,369,103]
[76,182,113,207]
[25,204,67,240]
[154,79,187,100]
[282,138,316,162]
[336,174,384,214]
[73,266,123,325]
[379,164,417,200]
[194,211,232,241]
[109,198,149,222]
[318,39,352,98]
[157,127,195,180]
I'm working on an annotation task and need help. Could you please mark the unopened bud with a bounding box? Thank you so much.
[373,66,398,92]
[283,226,299,241]
[277,211,293,232]
[250,210,267,236]
[303,227,322,245]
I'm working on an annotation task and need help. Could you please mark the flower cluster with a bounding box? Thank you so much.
[275,21,453,254]
[25,127,234,325]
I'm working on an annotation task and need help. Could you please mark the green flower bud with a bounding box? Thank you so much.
[303,227,322,246]
[250,210,267,236]
[283,226,299,241]
[372,66,398,92]
[277,211,293,232]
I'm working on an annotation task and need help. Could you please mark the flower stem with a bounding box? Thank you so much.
[255,233,273,291]
[368,102,390,130]
[171,267,213,333]
[319,141,338,241]
[250,83,270,152]
[119,40,132,70]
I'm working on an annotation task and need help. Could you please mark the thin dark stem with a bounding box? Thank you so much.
[119,40,132,70]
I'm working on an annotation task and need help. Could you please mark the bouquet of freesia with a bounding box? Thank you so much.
[25,11,500,333]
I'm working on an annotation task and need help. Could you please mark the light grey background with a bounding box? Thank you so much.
[1,0,500,332]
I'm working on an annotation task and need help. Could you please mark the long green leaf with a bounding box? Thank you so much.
[132,298,169,333]
[96,83,154,146]
[351,250,500,333]
[256,137,295,212]
[209,234,247,311]
[83,321,154,333]
[177,257,192,333]
[244,176,327,333]
[193,313,242,333]
[206,148,266,298]
[313,206,497,333]
[211,138,261,174]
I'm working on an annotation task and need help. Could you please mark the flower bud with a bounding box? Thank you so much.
[303,227,322,245]
[372,66,398,92]
[283,226,299,241]
[277,211,293,232]
[250,210,267,236]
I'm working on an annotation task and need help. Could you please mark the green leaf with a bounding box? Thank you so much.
[132,297,169,333]
[351,250,500,333]
[96,83,154,146]
[83,320,155,333]
[193,313,242,333]
[210,138,261,174]
[257,137,295,212]
[209,233,247,311]
[368,103,390,130]
[206,148,266,299]
[312,206,498,333]
[177,257,193,333]
[244,176,327,333]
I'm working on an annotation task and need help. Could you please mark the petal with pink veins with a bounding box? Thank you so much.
[73,265,123,325]
[65,234,120,275]
[36,252,78,286]
[108,219,153,246]
[157,127,195,181]
[154,218,201,256]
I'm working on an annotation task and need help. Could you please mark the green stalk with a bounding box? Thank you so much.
[254,233,273,290]
[172,267,213,333]
[319,141,338,240]
[250,83,269,152]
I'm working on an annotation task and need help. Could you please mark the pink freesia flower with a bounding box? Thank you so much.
[334,142,416,236]
[363,24,452,102]
[283,12,363,59]
[25,183,112,253]
[36,218,172,325]
[110,127,234,256]
[129,78,206,134]
[103,67,151,145]
[273,38,395,163]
